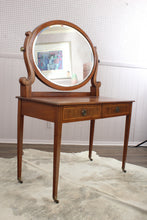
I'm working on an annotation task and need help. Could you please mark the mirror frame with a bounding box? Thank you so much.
[28,20,97,90]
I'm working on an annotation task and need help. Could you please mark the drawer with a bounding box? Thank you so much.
[102,103,130,117]
[63,105,101,121]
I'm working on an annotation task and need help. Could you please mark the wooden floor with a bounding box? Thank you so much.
[0,143,147,168]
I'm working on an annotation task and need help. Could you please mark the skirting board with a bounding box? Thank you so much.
[0,138,138,147]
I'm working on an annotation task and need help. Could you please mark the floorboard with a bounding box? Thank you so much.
[0,143,147,168]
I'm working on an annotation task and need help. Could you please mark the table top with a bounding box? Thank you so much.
[17,96,134,106]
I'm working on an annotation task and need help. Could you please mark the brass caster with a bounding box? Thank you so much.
[54,199,59,204]
[18,178,23,184]
[122,168,127,173]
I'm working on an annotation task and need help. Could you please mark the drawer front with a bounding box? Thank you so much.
[63,105,101,121]
[102,103,130,117]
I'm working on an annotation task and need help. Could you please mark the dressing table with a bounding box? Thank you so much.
[17,20,133,203]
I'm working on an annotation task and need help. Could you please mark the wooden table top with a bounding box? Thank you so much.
[17,96,134,106]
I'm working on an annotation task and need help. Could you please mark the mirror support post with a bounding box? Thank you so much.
[19,31,35,97]
[90,82,101,96]
[20,84,31,97]
[89,47,101,160]
[90,47,101,96]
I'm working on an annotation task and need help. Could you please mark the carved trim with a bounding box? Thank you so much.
[19,31,35,86]
[90,47,101,96]
[91,47,98,87]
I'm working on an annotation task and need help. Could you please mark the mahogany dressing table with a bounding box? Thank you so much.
[17,20,133,203]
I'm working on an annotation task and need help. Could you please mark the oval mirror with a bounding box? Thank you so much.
[31,21,96,90]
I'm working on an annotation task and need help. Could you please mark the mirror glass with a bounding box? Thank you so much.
[33,24,94,87]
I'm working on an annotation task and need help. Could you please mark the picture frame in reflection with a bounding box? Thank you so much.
[34,42,72,80]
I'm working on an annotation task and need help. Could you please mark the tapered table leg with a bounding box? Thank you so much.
[122,113,132,172]
[17,99,24,183]
[53,121,62,203]
[89,120,95,161]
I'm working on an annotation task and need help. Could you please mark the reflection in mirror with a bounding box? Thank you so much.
[33,24,94,87]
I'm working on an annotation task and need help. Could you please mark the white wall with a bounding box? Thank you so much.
[0,0,147,146]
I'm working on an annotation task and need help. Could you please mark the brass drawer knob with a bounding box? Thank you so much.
[115,106,120,113]
[81,109,87,116]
